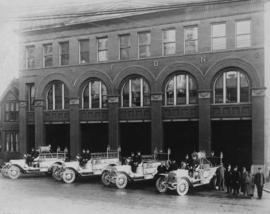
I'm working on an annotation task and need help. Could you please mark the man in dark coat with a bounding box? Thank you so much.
[225,164,233,193]
[231,165,241,196]
[157,161,167,174]
[254,168,265,199]
[209,151,216,166]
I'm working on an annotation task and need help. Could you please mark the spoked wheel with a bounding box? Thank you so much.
[52,166,62,181]
[101,171,111,186]
[176,179,189,196]
[156,176,168,193]
[8,165,21,179]
[115,173,128,189]
[62,169,76,184]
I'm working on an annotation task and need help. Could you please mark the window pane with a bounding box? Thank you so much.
[91,81,100,108]
[212,37,226,50]
[82,85,89,109]
[143,80,150,106]
[240,73,249,102]
[98,38,107,50]
[101,83,108,108]
[120,35,130,48]
[122,82,129,107]
[45,55,53,67]
[226,71,237,103]
[98,50,108,61]
[212,24,226,37]
[176,75,187,105]
[139,32,150,45]
[79,40,89,63]
[26,46,35,69]
[185,27,198,53]
[237,20,250,35]
[166,78,174,105]
[139,45,150,58]
[164,43,176,55]
[236,35,251,48]
[55,83,63,109]
[60,42,69,65]
[47,87,53,110]
[131,78,141,107]
[64,85,69,109]
[120,48,130,60]
[189,77,197,104]
[215,75,223,103]
[163,29,175,42]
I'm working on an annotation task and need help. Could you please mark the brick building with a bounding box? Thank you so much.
[0,0,269,172]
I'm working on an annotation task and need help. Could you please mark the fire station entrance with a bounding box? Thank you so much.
[27,125,35,152]
[81,123,109,152]
[45,124,70,152]
[163,121,199,161]
[120,122,151,157]
[211,120,252,168]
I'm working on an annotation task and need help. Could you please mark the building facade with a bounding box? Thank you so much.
[0,0,268,172]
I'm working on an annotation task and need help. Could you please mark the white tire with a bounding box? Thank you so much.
[176,179,189,196]
[156,176,168,193]
[115,173,128,189]
[8,165,21,179]
[101,171,111,186]
[62,168,76,184]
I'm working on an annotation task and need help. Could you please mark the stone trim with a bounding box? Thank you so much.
[251,88,266,97]
[198,91,211,99]
[108,96,119,103]
[34,99,44,107]
[69,98,80,105]
[151,94,162,101]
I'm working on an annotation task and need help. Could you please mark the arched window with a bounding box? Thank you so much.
[165,73,197,105]
[213,70,250,104]
[46,81,69,110]
[121,77,150,107]
[81,79,108,109]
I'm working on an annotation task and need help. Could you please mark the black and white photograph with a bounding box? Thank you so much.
[0,0,269,213]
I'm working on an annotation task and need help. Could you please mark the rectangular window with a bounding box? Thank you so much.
[184,26,198,54]
[5,131,19,152]
[119,34,130,60]
[138,31,151,58]
[59,41,69,65]
[236,20,251,48]
[212,23,226,51]
[97,37,108,62]
[163,29,176,56]
[5,102,19,122]
[26,45,35,69]
[43,43,53,67]
[79,39,90,64]
[26,83,35,111]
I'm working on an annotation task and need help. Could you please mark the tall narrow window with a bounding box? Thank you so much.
[79,39,90,64]
[26,83,35,111]
[138,31,151,58]
[81,79,107,109]
[4,90,19,122]
[163,29,176,56]
[121,77,150,107]
[5,131,19,152]
[46,81,69,110]
[165,74,197,106]
[212,23,226,51]
[26,45,35,69]
[236,20,251,48]
[97,37,108,62]
[184,26,198,54]
[59,41,69,65]
[43,43,53,67]
[213,70,250,104]
[119,34,130,60]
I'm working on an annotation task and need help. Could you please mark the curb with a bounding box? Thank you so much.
[263,188,270,193]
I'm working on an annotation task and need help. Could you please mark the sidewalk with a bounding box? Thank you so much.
[264,182,270,193]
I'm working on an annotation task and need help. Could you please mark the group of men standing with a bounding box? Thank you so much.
[222,165,265,199]
[78,149,91,167]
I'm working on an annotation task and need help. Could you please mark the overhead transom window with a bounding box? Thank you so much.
[81,79,108,109]
[121,77,150,107]
[165,73,197,105]
[213,70,250,104]
[46,81,69,110]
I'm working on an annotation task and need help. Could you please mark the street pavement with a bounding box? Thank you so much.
[0,175,269,214]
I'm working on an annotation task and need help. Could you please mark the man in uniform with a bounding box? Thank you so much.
[225,164,233,193]
[254,167,265,199]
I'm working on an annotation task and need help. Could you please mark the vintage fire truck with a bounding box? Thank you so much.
[1,146,67,179]
[101,152,170,189]
[58,149,121,184]
[155,152,221,196]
